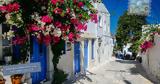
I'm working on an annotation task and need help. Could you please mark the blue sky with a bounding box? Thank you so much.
[103,0,160,34]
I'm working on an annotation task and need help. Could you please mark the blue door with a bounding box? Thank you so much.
[31,37,47,84]
[91,39,95,59]
[84,39,88,70]
[74,42,81,74]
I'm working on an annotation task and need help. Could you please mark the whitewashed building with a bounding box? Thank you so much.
[57,1,114,80]
[0,1,114,84]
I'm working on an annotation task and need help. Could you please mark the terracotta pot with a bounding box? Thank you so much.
[11,75,23,84]
[0,79,6,84]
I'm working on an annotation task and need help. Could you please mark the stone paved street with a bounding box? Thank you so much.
[73,58,153,84]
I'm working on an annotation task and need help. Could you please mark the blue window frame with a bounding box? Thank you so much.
[91,39,95,59]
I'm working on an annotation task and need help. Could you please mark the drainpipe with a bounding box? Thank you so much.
[0,24,2,60]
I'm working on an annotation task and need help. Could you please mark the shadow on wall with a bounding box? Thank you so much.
[115,60,157,83]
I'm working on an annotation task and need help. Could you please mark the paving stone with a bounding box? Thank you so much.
[73,58,153,84]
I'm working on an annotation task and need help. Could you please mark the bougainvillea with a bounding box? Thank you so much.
[0,0,97,83]
[140,25,160,53]
[140,40,153,52]
[1,0,97,45]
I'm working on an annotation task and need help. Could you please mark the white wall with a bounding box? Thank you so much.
[57,44,74,79]
[97,37,113,64]
[86,21,97,36]
[141,35,160,82]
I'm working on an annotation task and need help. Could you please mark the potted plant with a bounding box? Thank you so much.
[0,74,5,84]
[3,47,12,65]
[11,74,23,84]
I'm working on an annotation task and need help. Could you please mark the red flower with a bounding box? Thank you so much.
[12,36,27,45]
[7,2,20,13]
[43,35,51,46]
[28,24,40,32]
[78,14,82,18]
[140,41,153,52]
[76,23,87,31]
[76,34,80,38]
[41,15,53,23]
[51,0,58,5]
[73,0,77,4]
[0,6,7,12]
[83,24,87,31]
[71,18,79,24]
[90,14,98,23]
[78,2,84,8]
[37,34,43,44]
[54,21,62,28]
[68,32,74,41]
[53,8,62,14]
[66,8,71,14]
[61,25,70,31]
[53,36,60,44]
[59,0,64,4]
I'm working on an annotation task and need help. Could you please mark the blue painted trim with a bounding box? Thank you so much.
[74,42,81,74]
[91,39,95,59]
[30,37,47,84]
[84,39,88,70]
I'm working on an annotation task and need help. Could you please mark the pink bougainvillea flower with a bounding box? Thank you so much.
[76,23,83,31]
[90,14,98,23]
[0,6,7,12]
[83,24,87,31]
[53,36,60,44]
[53,8,62,14]
[28,24,40,32]
[76,23,87,31]
[78,14,82,18]
[43,35,51,46]
[68,32,74,41]
[66,8,71,14]
[12,2,20,11]
[78,2,84,8]
[76,34,80,38]
[59,0,64,4]
[7,2,20,13]
[51,0,58,5]
[146,41,153,48]
[41,15,53,23]
[54,21,62,28]
[12,36,27,45]
[37,34,43,44]
[73,0,77,4]
[61,25,70,31]
[140,41,153,53]
[71,18,79,24]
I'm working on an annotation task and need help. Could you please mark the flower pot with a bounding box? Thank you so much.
[0,79,5,84]
[11,74,23,84]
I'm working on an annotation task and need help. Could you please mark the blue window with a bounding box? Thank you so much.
[91,39,95,59]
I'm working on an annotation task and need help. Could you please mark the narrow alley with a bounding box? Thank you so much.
[73,58,153,84]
